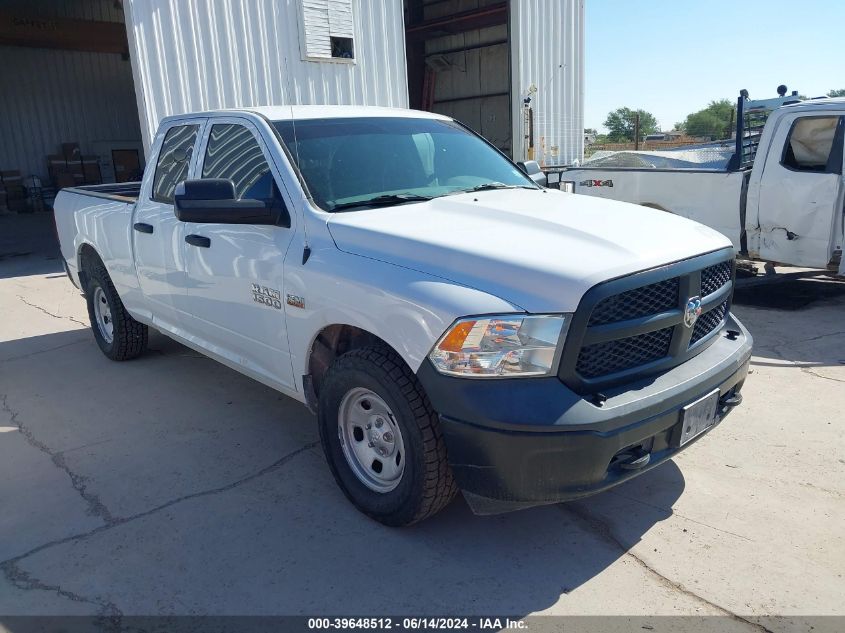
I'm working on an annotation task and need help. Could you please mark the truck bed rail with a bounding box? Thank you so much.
[63,182,141,203]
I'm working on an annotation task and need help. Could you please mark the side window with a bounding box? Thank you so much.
[152,125,199,203]
[782,116,840,173]
[202,124,279,201]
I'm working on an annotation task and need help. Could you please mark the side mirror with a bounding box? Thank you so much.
[516,160,547,187]
[174,179,276,225]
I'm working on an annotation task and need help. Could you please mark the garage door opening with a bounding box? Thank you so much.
[0,1,144,217]
[404,1,513,157]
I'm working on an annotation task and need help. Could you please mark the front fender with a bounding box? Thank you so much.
[284,245,521,383]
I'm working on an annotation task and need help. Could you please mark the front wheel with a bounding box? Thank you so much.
[318,347,457,526]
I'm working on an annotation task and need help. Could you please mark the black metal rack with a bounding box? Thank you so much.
[727,91,802,171]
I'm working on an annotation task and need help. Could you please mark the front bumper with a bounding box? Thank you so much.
[416,315,753,514]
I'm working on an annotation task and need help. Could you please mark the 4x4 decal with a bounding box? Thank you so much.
[579,179,614,188]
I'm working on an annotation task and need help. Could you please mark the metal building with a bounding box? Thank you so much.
[123,0,410,153]
[0,0,583,206]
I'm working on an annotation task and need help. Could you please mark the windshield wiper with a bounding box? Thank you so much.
[330,193,433,212]
[448,182,539,195]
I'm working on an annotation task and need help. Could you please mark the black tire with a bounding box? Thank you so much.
[318,347,457,526]
[84,261,148,361]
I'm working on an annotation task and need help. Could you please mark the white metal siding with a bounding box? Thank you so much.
[511,0,585,165]
[124,0,408,154]
[0,46,142,180]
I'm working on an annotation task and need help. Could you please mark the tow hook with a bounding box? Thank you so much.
[618,448,651,471]
[720,392,743,408]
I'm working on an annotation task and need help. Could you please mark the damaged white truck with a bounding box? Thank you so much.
[54,106,752,525]
[564,95,845,275]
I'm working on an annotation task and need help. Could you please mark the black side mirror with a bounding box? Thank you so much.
[174,179,277,225]
[516,160,548,187]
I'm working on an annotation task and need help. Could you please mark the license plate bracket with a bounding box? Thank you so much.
[676,389,720,447]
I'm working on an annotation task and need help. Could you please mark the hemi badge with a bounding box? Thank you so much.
[286,294,305,309]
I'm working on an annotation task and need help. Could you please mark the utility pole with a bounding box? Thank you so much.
[634,113,640,150]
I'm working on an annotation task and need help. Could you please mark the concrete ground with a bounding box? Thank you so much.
[1,214,843,628]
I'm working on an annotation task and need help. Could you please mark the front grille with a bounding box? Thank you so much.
[588,278,679,326]
[701,261,732,297]
[561,251,735,391]
[576,328,672,378]
[690,301,728,346]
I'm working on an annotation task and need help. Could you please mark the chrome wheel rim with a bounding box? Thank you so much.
[337,387,406,493]
[93,286,114,344]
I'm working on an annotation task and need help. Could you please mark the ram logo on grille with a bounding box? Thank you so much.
[684,296,703,329]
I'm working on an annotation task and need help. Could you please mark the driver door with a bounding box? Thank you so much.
[754,113,844,268]
[181,119,297,390]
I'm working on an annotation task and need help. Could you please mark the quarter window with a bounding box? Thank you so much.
[202,124,277,201]
[152,125,199,203]
[782,116,840,172]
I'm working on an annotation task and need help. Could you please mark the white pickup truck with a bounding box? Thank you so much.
[564,96,845,274]
[55,106,752,525]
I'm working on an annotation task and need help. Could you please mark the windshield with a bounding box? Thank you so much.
[273,117,537,211]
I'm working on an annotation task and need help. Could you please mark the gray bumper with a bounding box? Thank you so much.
[416,315,753,514]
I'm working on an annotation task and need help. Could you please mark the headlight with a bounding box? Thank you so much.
[429,315,569,378]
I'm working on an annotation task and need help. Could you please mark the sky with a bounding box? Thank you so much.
[585,0,845,132]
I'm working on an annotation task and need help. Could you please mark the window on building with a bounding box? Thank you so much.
[201,124,279,201]
[152,125,199,203]
[782,116,841,173]
[300,0,355,61]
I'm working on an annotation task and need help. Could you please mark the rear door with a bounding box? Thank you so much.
[133,120,205,329]
[181,119,297,390]
[755,113,844,267]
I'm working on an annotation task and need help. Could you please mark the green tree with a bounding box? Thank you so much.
[603,107,658,142]
[827,89,845,97]
[682,99,735,140]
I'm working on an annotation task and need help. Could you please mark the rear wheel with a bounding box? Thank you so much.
[84,262,148,361]
[318,347,457,526]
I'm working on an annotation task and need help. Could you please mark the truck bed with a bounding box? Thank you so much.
[560,167,748,252]
[54,182,141,297]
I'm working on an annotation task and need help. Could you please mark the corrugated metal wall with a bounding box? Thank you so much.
[511,0,584,165]
[0,0,142,180]
[124,0,408,153]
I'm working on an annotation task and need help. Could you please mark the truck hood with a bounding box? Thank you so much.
[326,189,732,312]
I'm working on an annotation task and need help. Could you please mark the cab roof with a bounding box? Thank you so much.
[161,105,452,125]
[780,97,845,111]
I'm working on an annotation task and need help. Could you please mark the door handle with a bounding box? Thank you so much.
[185,234,211,248]
[133,222,154,234]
